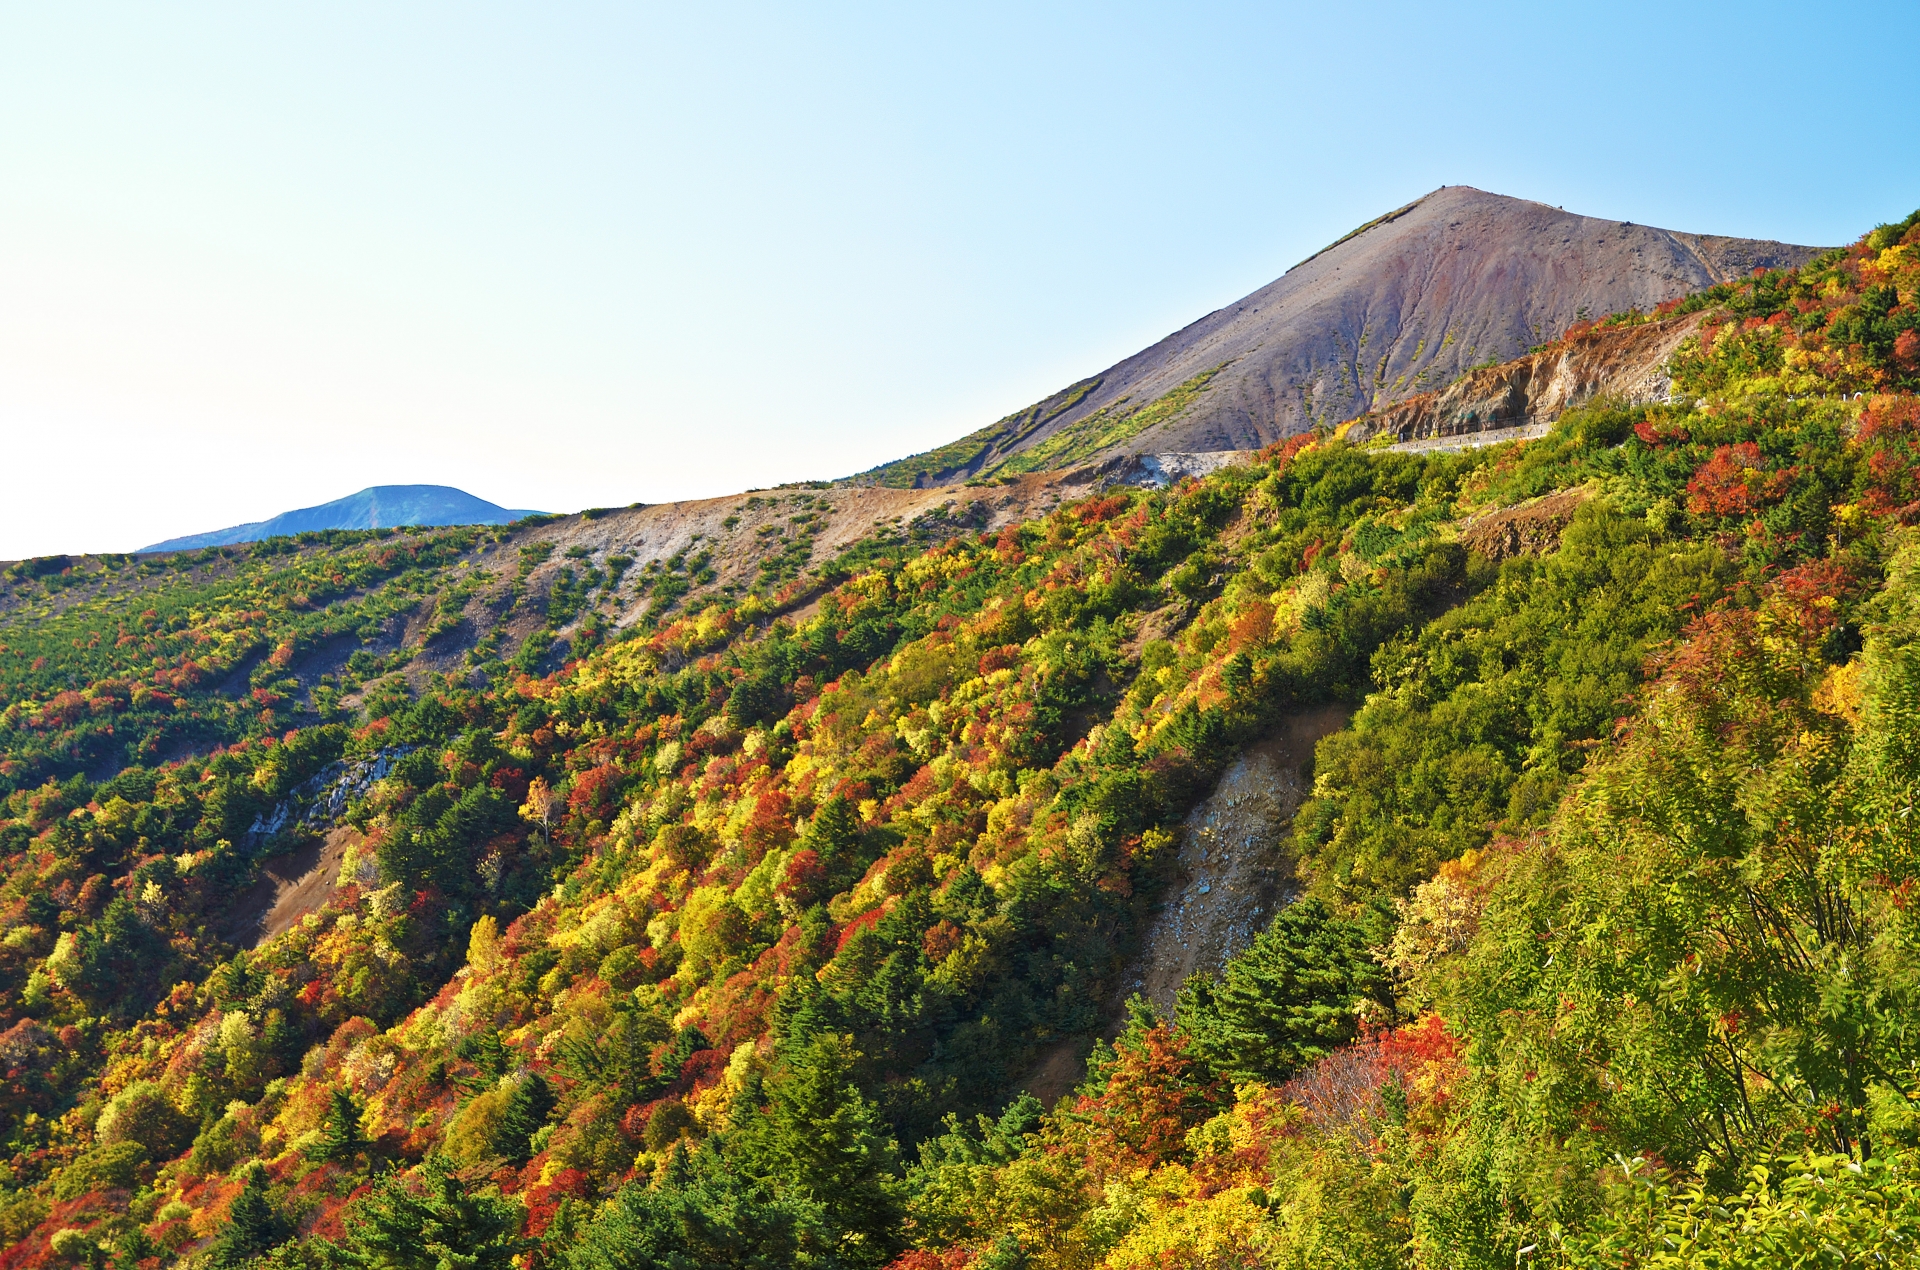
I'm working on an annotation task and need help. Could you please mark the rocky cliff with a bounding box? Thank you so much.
[1343,311,1706,444]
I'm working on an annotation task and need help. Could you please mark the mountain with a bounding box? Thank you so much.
[858,185,1825,485]
[1,207,1918,1268]
[139,484,545,553]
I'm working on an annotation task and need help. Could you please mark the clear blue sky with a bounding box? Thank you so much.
[2,1,1915,557]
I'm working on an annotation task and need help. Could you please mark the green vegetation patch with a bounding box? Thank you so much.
[986,362,1231,477]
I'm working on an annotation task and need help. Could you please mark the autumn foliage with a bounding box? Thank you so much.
[0,207,1915,1269]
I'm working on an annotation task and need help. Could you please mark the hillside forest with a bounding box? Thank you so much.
[0,211,1915,1269]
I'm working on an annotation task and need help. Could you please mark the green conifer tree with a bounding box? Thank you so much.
[1177,895,1392,1083]
[315,1087,368,1168]
[741,1032,904,1266]
[800,795,864,889]
[497,1071,555,1164]
[458,1029,510,1089]
[332,1158,524,1270]
[566,1141,828,1270]
[210,1165,285,1269]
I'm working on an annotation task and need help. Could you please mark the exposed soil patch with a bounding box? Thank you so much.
[225,825,361,948]
[542,469,1090,635]
[1126,704,1351,1013]
[1121,601,1191,660]
[1020,1035,1096,1110]
[283,631,366,707]
[1459,487,1591,561]
[386,466,1101,684]
[213,647,266,698]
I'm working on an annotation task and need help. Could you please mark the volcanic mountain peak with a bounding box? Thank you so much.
[858,186,1825,487]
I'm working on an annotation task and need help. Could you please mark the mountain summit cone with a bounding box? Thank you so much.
[859,186,1824,486]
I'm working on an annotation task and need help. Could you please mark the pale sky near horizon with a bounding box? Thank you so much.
[3,2,1917,559]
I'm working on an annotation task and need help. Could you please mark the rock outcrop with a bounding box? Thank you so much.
[1345,312,1704,445]
[1126,705,1350,1014]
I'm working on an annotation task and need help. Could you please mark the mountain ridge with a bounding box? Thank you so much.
[140,484,545,553]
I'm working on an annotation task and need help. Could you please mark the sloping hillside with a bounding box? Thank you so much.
[0,211,1916,1270]
[0,468,1096,791]
[858,186,1822,485]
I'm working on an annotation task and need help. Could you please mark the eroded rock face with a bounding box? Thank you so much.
[224,825,364,949]
[1127,704,1350,1014]
[1346,313,1705,445]
[1106,450,1260,488]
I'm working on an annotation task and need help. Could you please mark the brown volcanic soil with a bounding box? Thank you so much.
[0,466,1109,721]
[1459,488,1593,562]
[382,466,1106,687]
[529,470,1087,625]
[873,187,1821,481]
[226,825,361,948]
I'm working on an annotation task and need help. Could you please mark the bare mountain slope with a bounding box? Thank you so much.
[859,186,1822,485]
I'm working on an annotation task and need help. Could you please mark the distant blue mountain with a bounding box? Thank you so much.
[140,485,547,553]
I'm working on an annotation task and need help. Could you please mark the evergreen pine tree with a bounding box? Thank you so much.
[565,1142,828,1270]
[335,1157,524,1270]
[742,1032,903,1266]
[457,1029,510,1088]
[210,1165,285,1269]
[799,795,864,890]
[315,1087,368,1168]
[497,1071,555,1164]
[1176,895,1391,1082]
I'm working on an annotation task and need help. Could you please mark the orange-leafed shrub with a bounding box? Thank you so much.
[1685,442,1794,516]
